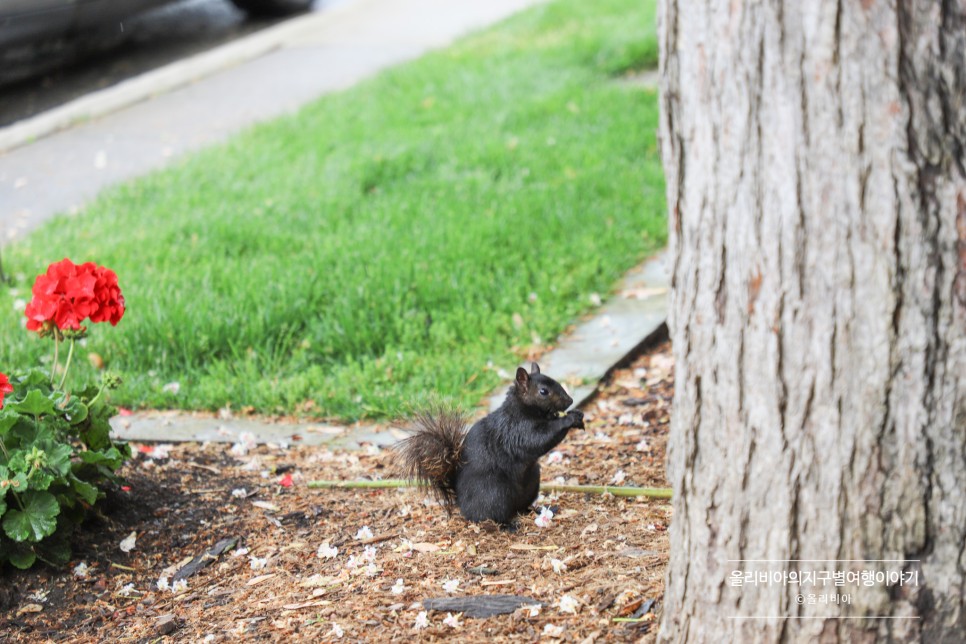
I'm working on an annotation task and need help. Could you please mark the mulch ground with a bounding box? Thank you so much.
[0,342,673,643]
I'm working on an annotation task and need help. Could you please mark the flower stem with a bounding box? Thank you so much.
[86,383,106,409]
[51,333,60,386]
[58,338,75,391]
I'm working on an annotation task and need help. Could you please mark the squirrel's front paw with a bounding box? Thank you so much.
[567,409,585,430]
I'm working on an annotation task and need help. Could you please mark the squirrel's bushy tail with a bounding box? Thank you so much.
[394,404,467,508]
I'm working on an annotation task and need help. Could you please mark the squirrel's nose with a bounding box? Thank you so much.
[562,385,574,409]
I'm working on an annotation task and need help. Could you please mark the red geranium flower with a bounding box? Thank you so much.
[0,372,13,409]
[24,258,125,334]
[88,265,125,325]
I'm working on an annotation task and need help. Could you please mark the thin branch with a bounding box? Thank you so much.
[307,479,415,490]
[541,483,672,499]
[306,479,672,499]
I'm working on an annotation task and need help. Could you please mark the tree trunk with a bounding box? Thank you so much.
[658,1,965,641]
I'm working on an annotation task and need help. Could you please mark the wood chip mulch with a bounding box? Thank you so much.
[0,341,673,643]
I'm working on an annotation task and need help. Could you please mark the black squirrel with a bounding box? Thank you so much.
[395,362,584,525]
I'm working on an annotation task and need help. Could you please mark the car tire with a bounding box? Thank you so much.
[229,0,314,17]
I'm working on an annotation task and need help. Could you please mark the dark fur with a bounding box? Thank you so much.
[394,363,584,525]
[395,403,467,507]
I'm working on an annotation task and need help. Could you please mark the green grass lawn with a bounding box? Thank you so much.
[0,0,665,421]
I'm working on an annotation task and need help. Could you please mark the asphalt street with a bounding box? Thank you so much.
[0,0,342,127]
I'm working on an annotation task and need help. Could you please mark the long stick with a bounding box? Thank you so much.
[541,483,672,499]
[307,479,672,499]
[307,479,417,490]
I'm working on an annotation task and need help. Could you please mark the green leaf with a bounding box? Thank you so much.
[81,418,112,451]
[68,475,100,505]
[64,400,89,425]
[36,533,72,566]
[78,447,123,468]
[55,490,77,510]
[26,469,55,491]
[1,472,29,495]
[74,384,102,402]
[4,422,38,451]
[8,389,56,418]
[0,372,130,569]
[0,409,19,437]
[40,442,73,477]
[5,452,28,474]
[8,544,36,569]
[19,369,52,390]
[2,491,60,542]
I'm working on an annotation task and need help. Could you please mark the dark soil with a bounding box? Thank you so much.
[0,342,673,643]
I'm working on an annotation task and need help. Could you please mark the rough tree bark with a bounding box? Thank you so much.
[658,1,965,642]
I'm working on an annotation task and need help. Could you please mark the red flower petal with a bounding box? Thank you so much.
[278,473,294,488]
[0,372,12,409]
[24,258,125,332]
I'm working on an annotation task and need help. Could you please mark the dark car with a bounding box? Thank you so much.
[0,0,313,49]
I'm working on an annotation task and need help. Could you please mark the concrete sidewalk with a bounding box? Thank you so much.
[1,0,544,243]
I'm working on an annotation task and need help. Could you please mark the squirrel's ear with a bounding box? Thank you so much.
[515,367,530,389]
[530,362,541,375]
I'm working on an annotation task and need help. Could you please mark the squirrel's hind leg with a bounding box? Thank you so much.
[455,474,518,526]
[516,464,541,515]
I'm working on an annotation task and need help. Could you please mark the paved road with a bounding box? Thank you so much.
[0,0,543,246]
[0,0,346,127]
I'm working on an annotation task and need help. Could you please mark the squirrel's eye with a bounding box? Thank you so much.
[539,387,549,396]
